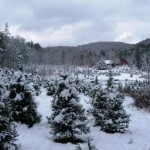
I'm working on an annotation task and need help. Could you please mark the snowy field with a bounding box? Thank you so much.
[16,87,150,150]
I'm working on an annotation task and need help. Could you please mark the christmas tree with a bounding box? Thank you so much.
[92,89,108,126]
[102,71,130,133]
[48,74,89,143]
[92,70,130,133]
[97,57,107,70]
[0,82,19,150]
[9,75,41,127]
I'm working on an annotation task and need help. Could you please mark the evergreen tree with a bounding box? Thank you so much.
[92,89,108,126]
[89,76,101,99]
[48,74,89,143]
[0,31,7,51]
[106,70,115,92]
[118,82,123,93]
[93,71,130,133]
[101,71,130,133]
[16,50,23,71]
[0,82,19,150]
[32,74,42,96]
[97,57,107,70]
[9,75,41,127]
[47,80,56,96]
[4,22,10,37]
[101,91,130,133]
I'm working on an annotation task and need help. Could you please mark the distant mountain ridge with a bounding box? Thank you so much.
[47,41,134,51]
[44,41,135,66]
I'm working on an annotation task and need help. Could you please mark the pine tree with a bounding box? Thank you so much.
[47,80,56,96]
[4,22,10,37]
[101,91,130,133]
[106,70,115,92]
[33,75,42,96]
[0,30,7,51]
[101,71,130,133]
[9,75,41,127]
[16,50,23,71]
[92,89,108,126]
[89,76,101,99]
[0,82,19,150]
[93,71,130,133]
[97,57,107,70]
[48,74,89,143]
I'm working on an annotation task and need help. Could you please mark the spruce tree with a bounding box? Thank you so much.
[106,70,115,92]
[0,82,19,150]
[92,89,108,126]
[97,57,107,70]
[89,76,101,99]
[101,91,130,133]
[101,71,130,133]
[93,71,130,133]
[9,75,41,127]
[16,50,23,71]
[48,74,89,143]
[47,80,56,96]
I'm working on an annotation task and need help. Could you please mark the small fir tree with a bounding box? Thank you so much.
[106,70,115,92]
[97,57,107,70]
[0,82,19,150]
[33,75,42,96]
[47,80,56,96]
[101,71,130,133]
[92,89,108,126]
[101,91,130,133]
[9,75,41,127]
[93,71,130,133]
[48,74,89,143]
[16,50,23,71]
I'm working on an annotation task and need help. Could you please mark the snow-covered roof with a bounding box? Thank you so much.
[104,60,113,65]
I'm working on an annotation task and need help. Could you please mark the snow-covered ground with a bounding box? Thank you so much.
[16,88,150,150]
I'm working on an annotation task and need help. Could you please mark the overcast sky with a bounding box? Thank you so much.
[0,0,150,46]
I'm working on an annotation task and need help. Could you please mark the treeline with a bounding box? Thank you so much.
[0,23,44,70]
[123,38,150,71]
[1,23,150,71]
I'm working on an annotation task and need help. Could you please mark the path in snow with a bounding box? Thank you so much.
[16,88,75,150]
[16,89,150,150]
[16,89,52,150]
[88,96,150,150]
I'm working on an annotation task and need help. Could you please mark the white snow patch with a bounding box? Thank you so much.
[16,86,150,150]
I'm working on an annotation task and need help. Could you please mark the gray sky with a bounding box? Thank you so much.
[0,0,150,46]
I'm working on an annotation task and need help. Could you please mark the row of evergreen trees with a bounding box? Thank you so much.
[47,71,130,144]
[0,70,42,150]
[1,68,130,148]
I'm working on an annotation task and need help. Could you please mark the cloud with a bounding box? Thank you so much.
[115,21,150,43]
[1,0,150,46]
